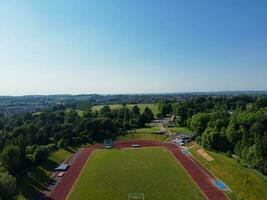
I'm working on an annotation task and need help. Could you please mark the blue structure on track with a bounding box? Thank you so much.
[215,180,226,190]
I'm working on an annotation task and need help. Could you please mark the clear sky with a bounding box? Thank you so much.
[0,0,267,95]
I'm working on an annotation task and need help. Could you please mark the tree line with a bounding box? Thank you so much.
[0,104,154,200]
[158,96,267,174]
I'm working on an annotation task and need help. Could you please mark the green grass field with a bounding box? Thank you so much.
[188,144,267,200]
[117,133,166,141]
[67,147,205,200]
[17,148,73,200]
[131,126,161,133]
[167,127,194,134]
[92,103,159,115]
[65,108,85,116]
[117,125,167,141]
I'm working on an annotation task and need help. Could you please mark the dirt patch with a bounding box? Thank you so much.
[197,148,214,161]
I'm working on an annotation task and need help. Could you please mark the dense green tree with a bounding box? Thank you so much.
[33,146,50,164]
[250,122,265,158]
[1,145,21,175]
[201,127,230,151]
[158,100,172,117]
[201,128,220,150]
[143,107,154,121]
[65,110,80,124]
[190,113,211,134]
[99,106,111,118]
[0,172,17,200]
[131,105,140,115]
[175,116,183,127]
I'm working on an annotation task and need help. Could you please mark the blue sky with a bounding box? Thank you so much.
[0,0,267,95]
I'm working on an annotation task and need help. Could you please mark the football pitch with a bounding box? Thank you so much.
[67,147,205,200]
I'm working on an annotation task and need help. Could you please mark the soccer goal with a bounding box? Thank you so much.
[103,139,112,149]
[128,193,144,200]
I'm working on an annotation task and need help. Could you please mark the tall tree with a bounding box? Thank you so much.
[1,145,21,175]
[131,105,140,115]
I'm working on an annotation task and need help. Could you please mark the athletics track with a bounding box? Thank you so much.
[47,140,229,200]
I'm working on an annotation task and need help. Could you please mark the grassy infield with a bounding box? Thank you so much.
[67,148,205,200]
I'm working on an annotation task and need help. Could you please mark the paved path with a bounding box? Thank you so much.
[45,140,229,200]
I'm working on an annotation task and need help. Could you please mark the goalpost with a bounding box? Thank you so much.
[128,193,144,200]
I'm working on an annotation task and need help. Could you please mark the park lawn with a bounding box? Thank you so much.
[167,127,194,134]
[188,144,267,200]
[117,126,166,141]
[17,148,73,200]
[92,103,159,115]
[67,148,205,200]
[117,133,166,141]
[132,126,161,134]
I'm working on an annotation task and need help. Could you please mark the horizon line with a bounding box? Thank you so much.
[1,89,267,97]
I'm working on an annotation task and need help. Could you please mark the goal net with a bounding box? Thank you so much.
[128,193,144,200]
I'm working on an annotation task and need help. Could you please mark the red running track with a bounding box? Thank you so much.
[49,148,94,200]
[48,140,229,200]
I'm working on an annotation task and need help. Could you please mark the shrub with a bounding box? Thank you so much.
[57,139,66,148]
[46,143,58,151]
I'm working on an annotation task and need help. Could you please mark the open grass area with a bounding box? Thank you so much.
[117,126,167,141]
[92,103,159,115]
[67,147,205,200]
[17,148,73,200]
[167,127,194,134]
[132,126,161,133]
[65,108,85,116]
[188,143,267,200]
[117,133,166,141]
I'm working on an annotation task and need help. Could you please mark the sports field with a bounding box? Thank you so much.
[67,147,205,200]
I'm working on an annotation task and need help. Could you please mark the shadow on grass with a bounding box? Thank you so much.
[40,159,59,173]
[18,153,69,199]
[18,165,55,200]
[18,145,90,199]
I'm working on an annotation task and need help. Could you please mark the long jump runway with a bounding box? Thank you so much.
[48,140,229,200]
